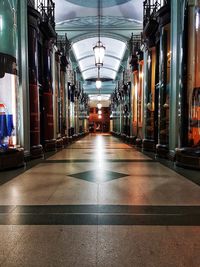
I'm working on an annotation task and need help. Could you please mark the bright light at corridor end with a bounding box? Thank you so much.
[89,94,110,101]
[97,103,102,109]
[96,79,102,89]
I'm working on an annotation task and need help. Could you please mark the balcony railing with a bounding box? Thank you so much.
[143,0,170,27]
[128,33,142,55]
[57,34,71,57]
[28,0,55,29]
[27,0,35,8]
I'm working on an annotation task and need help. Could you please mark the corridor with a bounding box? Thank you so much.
[0,134,200,267]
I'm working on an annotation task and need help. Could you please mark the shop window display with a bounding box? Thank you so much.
[0,73,17,149]
[159,24,170,145]
[0,0,19,151]
[145,49,156,140]
[187,3,200,146]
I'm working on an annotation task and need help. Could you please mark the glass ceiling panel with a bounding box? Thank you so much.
[72,37,126,80]
[73,37,125,60]
[82,68,116,80]
[79,56,120,73]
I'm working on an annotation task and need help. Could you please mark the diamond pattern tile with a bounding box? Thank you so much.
[68,170,128,183]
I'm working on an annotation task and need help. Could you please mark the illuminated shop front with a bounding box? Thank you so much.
[0,0,24,169]
[78,90,89,134]
[187,1,200,147]
[69,83,75,137]
[121,81,131,137]
[0,0,19,149]
[28,0,57,155]
[143,0,171,156]
[110,89,121,134]
[156,21,171,156]
[131,51,144,146]
[175,0,200,169]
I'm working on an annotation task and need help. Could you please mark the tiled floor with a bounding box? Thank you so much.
[0,134,200,266]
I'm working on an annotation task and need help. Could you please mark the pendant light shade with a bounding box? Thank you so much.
[93,41,105,67]
[93,0,105,66]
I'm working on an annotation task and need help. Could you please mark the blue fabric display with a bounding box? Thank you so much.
[6,114,14,136]
[0,115,8,138]
[0,114,14,138]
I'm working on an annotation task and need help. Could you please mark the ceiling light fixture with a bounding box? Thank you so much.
[93,0,105,67]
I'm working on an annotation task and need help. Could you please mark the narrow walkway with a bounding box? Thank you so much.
[0,134,200,266]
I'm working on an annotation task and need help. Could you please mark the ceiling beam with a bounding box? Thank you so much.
[78,54,121,62]
[82,66,117,73]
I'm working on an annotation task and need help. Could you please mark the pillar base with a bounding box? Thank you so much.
[136,138,142,148]
[62,136,69,147]
[56,138,63,149]
[30,145,44,159]
[142,139,156,152]
[129,136,137,145]
[44,139,56,152]
[175,147,200,170]
[156,144,169,159]
[0,148,24,170]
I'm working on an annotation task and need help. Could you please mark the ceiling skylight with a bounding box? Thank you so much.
[72,37,126,80]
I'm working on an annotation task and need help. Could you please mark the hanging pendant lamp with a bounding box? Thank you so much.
[93,0,105,66]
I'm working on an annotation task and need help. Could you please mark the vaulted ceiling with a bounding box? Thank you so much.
[55,0,143,98]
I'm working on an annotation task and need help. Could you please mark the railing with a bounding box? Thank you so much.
[28,0,55,29]
[128,33,142,55]
[57,34,71,57]
[143,0,170,27]
[27,0,35,8]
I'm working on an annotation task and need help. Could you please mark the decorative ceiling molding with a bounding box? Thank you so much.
[82,66,117,74]
[56,16,142,43]
[56,16,142,27]
[64,0,131,8]
[56,29,130,43]
[78,54,122,62]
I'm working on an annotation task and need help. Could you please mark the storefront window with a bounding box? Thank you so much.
[0,0,19,150]
[0,68,18,149]
[138,61,144,125]
[187,3,200,146]
[145,49,156,140]
[159,24,170,145]
[132,72,138,136]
